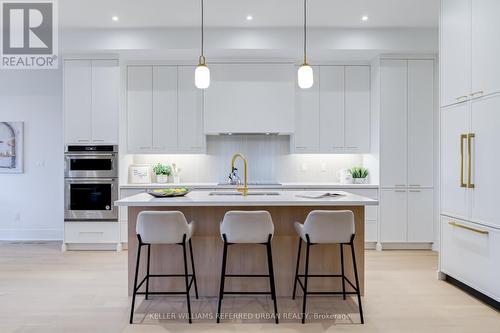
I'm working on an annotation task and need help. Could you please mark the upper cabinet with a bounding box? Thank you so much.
[379,59,435,188]
[64,59,119,145]
[440,0,500,107]
[204,64,295,134]
[293,65,371,153]
[127,65,205,154]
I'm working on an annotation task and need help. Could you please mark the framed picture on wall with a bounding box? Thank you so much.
[0,122,24,174]
[128,164,151,184]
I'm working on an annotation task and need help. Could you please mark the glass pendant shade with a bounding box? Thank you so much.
[298,64,313,89]
[195,62,210,89]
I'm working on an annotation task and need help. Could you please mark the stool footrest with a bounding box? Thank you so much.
[296,275,359,294]
[223,291,273,295]
[225,274,270,278]
[135,275,195,293]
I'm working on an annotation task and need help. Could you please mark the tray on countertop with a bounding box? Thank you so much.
[147,188,190,198]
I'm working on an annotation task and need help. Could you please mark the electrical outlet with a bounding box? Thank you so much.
[321,162,327,172]
[14,213,21,222]
[301,163,308,172]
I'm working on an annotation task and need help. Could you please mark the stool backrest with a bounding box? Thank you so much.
[136,211,190,244]
[221,210,274,243]
[303,210,355,244]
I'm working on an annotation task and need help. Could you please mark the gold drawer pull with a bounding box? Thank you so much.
[448,221,488,235]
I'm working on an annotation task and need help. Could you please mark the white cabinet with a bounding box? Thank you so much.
[408,189,434,242]
[440,103,469,220]
[64,59,119,145]
[380,189,408,242]
[204,63,295,134]
[293,66,320,152]
[380,60,408,187]
[441,217,500,302]
[440,0,470,107]
[440,0,500,107]
[380,188,434,243]
[293,65,370,153]
[471,0,500,99]
[178,66,205,152]
[127,65,205,153]
[127,66,153,151]
[408,60,435,187]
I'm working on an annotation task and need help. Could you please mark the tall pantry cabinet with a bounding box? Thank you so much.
[373,57,436,248]
[440,0,500,304]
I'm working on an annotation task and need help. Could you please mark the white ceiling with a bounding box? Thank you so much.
[60,0,439,29]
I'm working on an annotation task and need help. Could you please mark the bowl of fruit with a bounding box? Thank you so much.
[147,187,190,198]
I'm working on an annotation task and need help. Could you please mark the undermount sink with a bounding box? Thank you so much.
[209,191,280,196]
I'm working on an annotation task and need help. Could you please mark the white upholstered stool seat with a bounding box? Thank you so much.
[292,210,363,324]
[136,211,194,244]
[130,211,198,324]
[220,210,274,243]
[217,210,278,324]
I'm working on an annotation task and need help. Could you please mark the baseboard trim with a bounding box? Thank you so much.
[379,242,434,250]
[0,228,62,241]
[445,275,500,311]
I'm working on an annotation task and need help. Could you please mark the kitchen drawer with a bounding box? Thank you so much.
[344,188,379,200]
[64,222,119,244]
[441,216,500,301]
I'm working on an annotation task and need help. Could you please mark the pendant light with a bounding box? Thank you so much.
[195,0,210,89]
[298,0,313,89]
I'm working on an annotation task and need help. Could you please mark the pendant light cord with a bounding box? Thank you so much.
[303,0,307,64]
[201,0,204,58]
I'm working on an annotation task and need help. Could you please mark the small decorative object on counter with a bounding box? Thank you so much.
[350,167,369,184]
[171,163,181,184]
[129,164,151,184]
[147,187,190,197]
[153,163,172,184]
[337,168,353,184]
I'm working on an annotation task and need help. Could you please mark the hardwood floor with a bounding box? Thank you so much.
[0,242,498,332]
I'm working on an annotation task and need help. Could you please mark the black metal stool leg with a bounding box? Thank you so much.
[350,238,364,324]
[145,244,151,300]
[181,235,192,324]
[301,235,311,324]
[189,238,199,299]
[216,235,229,323]
[266,235,279,324]
[340,243,346,300]
[292,238,302,300]
[129,237,142,324]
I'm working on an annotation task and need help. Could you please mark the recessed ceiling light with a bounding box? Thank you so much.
[246,15,253,21]
[111,16,119,22]
[361,15,369,22]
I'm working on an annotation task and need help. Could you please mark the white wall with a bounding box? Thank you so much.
[0,69,63,240]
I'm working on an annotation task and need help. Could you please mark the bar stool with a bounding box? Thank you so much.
[292,210,363,324]
[130,211,198,324]
[216,210,279,324]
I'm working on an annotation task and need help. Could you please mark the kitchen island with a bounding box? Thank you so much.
[116,190,378,297]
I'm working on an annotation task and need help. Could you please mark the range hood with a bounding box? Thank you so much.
[203,63,295,135]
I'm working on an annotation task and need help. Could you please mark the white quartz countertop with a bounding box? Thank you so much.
[115,190,378,207]
[120,182,379,189]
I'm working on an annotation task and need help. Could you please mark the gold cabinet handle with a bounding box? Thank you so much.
[470,90,484,98]
[460,134,467,188]
[448,221,488,235]
[456,95,469,102]
[467,133,475,188]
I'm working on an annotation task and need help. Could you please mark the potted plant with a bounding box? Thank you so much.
[350,167,369,184]
[152,163,172,184]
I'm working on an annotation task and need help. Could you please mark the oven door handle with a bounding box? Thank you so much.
[65,178,116,183]
[65,154,115,158]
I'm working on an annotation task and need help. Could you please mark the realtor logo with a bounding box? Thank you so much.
[1,0,58,69]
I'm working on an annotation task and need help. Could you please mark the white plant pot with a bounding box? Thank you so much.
[353,178,368,184]
[156,175,169,184]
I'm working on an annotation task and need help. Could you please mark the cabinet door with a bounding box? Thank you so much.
[471,0,500,98]
[64,60,92,144]
[469,94,500,228]
[440,0,471,107]
[380,60,407,187]
[319,66,344,151]
[408,189,434,242]
[344,66,370,152]
[408,60,434,187]
[177,66,205,152]
[293,66,320,153]
[380,189,408,242]
[440,103,469,220]
[153,66,178,151]
[127,66,153,152]
[91,60,119,144]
